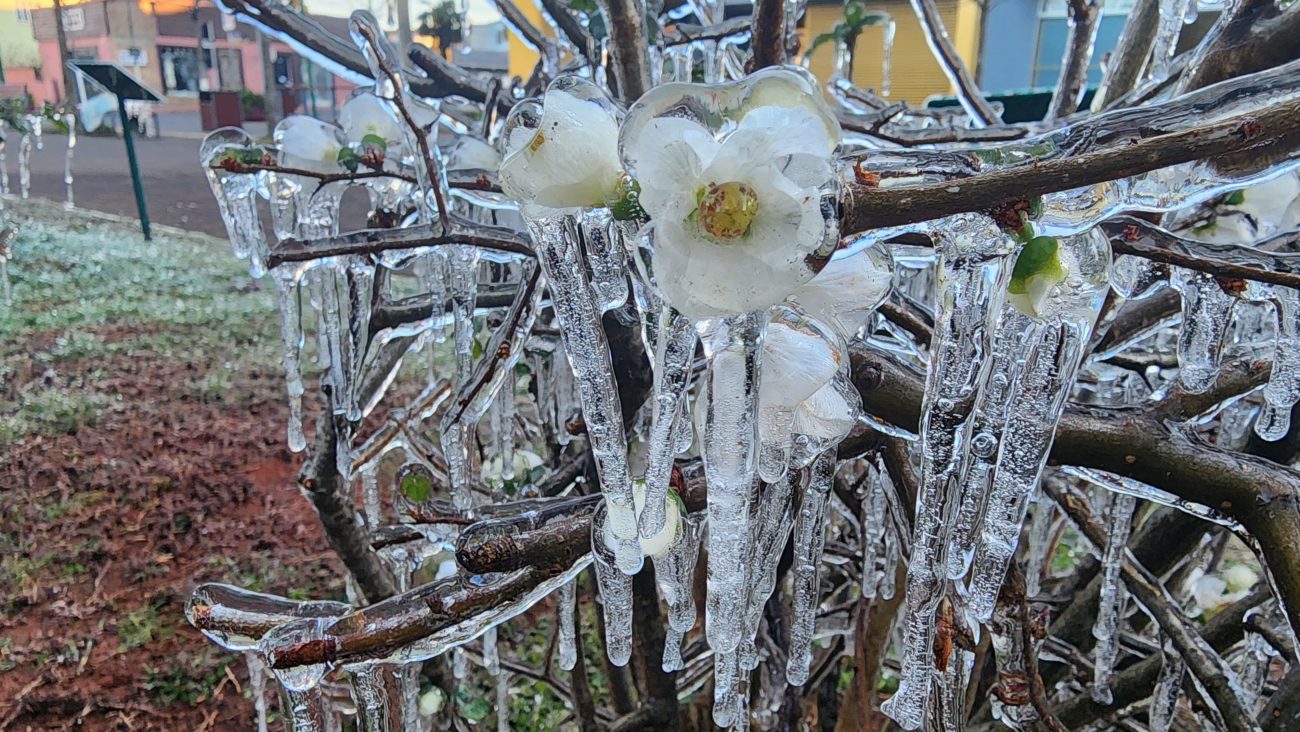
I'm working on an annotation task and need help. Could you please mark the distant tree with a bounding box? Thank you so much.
[417,0,464,59]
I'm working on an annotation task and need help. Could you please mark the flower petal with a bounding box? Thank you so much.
[790,249,892,337]
[760,321,841,410]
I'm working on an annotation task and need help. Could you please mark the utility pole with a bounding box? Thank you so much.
[51,0,72,102]
[396,0,412,54]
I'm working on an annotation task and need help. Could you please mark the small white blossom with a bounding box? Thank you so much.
[498,77,624,215]
[445,135,501,172]
[274,115,343,170]
[787,248,892,338]
[621,67,841,320]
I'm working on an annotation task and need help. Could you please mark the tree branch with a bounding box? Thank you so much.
[906,0,1000,126]
[1103,217,1300,291]
[266,218,535,268]
[748,0,785,70]
[842,92,1300,234]
[1046,0,1105,120]
[595,0,650,101]
[1091,0,1158,109]
[1046,482,1260,732]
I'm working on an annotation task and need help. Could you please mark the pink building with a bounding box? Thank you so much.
[27,0,354,115]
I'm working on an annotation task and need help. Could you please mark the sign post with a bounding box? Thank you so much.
[66,61,163,241]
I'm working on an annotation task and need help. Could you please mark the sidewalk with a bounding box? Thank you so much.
[155,111,270,140]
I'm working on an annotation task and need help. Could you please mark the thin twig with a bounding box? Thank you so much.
[1103,217,1300,290]
[266,218,535,268]
[906,0,1001,126]
[1046,0,1106,120]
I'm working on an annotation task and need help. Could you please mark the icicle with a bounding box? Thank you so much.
[861,462,889,599]
[946,309,1033,581]
[528,215,640,573]
[1258,288,1300,440]
[639,303,696,540]
[557,579,578,671]
[740,468,803,672]
[880,16,896,97]
[663,628,685,671]
[449,246,481,393]
[0,255,10,307]
[698,310,765,655]
[966,229,1110,623]
[1090,491,1135,704]
[653,511,704,633]
[348,664,405,732]
[582,208,629,311]
[0,120,9,196]
[483,626,500,675]
[62,114,76,210]
[1022,497,1056,598]
[453,649,468,679]
[786,450,835,686]
[713,649,741,728]
[343,260,376,421]
[246,652,271,732]
[496,671,511,732]
[1149,636,1185,732]
[282,687,334,732]
[1239,614,1273,714]
[362,465,382,528]
[273,269,307,452]
[1150,0,1193,79]
[1171,267,1236,394]
[200,131,268,275]
[18,129,31,199]
[883,216,1012,731]
[591,501,634,666]
[501,384,516,482]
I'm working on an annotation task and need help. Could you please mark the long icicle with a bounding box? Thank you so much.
[786,450,836,686]
[1091,490,1136,704]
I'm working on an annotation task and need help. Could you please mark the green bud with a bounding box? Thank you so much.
[1223,190,1246,206]
[610,177,648,221]
[337,146,360,173]
[1007,235,1067,319]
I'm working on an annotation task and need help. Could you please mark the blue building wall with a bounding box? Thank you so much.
[978,0,1039,92]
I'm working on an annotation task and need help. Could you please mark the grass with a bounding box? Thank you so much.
[0,207,286,446]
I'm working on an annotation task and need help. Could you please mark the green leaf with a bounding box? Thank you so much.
[610,177,647,221]
[399,472,433,503]
[360,133,389,150]
[471,337,484,361]
[514,361,531,377]
[1223,190,1246,206]
[337,146,360,173]
[528,465,547,485]
[236,147,265,165]
[1008,236,1063,295]
[568,0,597,13]
[806,30,842,58]
[458,692,491,722]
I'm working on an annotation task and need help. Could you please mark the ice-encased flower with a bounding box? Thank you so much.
[445,135,501,172]
[758,317,858,446]
[1190,173,1300,244]
[621,66,841,320]
[787,247,893,338]
[274,115,344,170]
[498,76,624,215]
[340,92,403,145]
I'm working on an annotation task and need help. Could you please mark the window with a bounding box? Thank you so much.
[15,8,30,23]
[159,46,201,93]
[1030,15,1128,88]
[61,7,85,32]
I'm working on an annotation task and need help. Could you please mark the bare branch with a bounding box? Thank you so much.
[1104,217,1300,290]
[906,0,1001,126]
[748,0,786,70]
[1046,482,1260,732]
[266,218,535,268]
[594,0,651,100]
[1177,0,1300,93]
[1046,0,1105,120]
[1091,0,1158,109]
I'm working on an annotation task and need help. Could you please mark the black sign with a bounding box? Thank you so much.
[66,61,164,102]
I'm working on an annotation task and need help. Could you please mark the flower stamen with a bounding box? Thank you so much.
[698,181,759,240]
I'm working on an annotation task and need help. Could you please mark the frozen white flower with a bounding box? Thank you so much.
[787,248,892,338]
[274,115,343,170]
[1191,173,1300,244]
[481,449,544,489]
[757,320,858,449]
[340,92,403,146]
[1190,566,1257,615]
[445,135,501,172]
[498,78,624,215]
[600,478,682,558]
[622,87,840,319]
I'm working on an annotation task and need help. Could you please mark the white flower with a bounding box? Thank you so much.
[274,115,343,170]
[1191,173,1300,244]
[498,77,624,215]
[445,135,500,172]
[787,248,892,338]
[757,319,858,452]
[1190,566,1257,615]
[622,70,841,320]
[340,92,403,146]
[791,373,860,442]
[480,449,544,489]
[600,479,682,558]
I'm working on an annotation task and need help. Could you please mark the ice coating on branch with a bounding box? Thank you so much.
[1091,491,1135,704]
[62,113,75,210]
[653,508,703,631]
[636,298,696,540]
[786,450,835,686]
[246,652,271,732]
[283,687,334,732]
[200,128,271,277]
[619,65,841,320]
[348,663,405,732]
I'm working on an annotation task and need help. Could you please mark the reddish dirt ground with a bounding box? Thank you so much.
[0,347,343,731]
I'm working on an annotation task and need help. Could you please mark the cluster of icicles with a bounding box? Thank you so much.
[0,112,77,308]
[185,4,1300,730]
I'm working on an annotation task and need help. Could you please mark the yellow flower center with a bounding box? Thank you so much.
[698,181,759,240]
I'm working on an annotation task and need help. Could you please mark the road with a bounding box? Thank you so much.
[16,132,229,237]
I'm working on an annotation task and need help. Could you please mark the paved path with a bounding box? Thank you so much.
[13,133,229,237]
